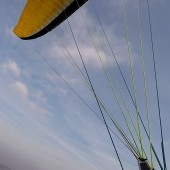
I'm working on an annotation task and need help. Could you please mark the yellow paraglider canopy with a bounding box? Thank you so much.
[13,0,88,40]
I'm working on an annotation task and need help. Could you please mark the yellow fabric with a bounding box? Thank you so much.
[13,0,74,38]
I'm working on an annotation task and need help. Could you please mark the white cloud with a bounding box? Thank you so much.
[56,87,68,96]
[27,101,49,117]
[1,1,169,170]
[0,113,122,170]
[45,72,78,96]
[32,90,47,104]
[11,81,29,99]
[47,6,131,73]
[2,60,21,78]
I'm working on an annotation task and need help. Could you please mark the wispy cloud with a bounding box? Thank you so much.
[11,81,29,99]
[46,6,131,70]
[2,60,21,78]
[32,90,47,104]
[0,1,169,170]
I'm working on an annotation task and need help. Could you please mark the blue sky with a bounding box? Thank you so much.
[0,0,170,170]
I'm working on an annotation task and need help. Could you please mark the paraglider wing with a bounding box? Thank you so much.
[13,0,88,40]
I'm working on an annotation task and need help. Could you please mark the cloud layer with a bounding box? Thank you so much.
[0,0,170,170]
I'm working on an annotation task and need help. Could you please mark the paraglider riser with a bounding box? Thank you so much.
[138,159,154,170]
